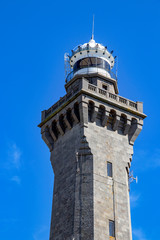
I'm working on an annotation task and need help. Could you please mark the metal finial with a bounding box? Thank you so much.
[92,15,95,40]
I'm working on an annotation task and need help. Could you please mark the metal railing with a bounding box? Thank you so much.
[65,68,117,83]
[65,71,74,83]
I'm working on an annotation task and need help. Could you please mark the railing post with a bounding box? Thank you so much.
[95,85,97,93]
[136,101,143,112]
[106,91,109,99]
[41,110,46,121]
[81,77,88,90]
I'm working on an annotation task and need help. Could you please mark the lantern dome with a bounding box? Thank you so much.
[65,37,116,83]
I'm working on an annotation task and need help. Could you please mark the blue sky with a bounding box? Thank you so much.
[0,0,160,239]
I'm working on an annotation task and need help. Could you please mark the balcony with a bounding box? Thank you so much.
[87,82,138,110]
[41,78,143,123]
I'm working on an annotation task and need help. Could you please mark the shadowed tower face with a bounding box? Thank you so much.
[38,37,146,240]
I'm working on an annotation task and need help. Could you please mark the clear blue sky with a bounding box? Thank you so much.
[0,0,159,239]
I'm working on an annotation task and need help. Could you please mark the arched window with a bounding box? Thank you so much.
[131,118,137,126]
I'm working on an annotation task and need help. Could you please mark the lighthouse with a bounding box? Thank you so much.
[38,36,146,240]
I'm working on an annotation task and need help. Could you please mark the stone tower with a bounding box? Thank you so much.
[38,37,146,240]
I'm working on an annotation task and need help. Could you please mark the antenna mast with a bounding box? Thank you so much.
[116,56,118,80]
[92,15,94,39]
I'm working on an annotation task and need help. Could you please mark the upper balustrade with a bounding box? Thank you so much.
[87,82,139,110]
[41,77,143,124]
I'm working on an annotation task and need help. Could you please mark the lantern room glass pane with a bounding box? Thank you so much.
[73,57,110,73]
[89,57,97,67]
[79,58,89,68]
[96,58,103,68]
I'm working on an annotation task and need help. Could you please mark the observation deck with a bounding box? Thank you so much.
[39,76,146,127]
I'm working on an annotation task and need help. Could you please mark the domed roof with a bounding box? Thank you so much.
[80,38,106,51]
[70,38,115,69]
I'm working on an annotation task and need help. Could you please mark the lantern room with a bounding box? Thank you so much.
[66,38,116,82]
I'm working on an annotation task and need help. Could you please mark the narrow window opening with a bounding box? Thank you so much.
[107,162,112,177]
[109,220,115,237]
[109,110,116,129]
[88,101,94,122]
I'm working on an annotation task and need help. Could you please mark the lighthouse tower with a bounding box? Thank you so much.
[38,36,146,240]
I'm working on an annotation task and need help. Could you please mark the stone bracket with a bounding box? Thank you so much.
[57,122,64,136]
[48,123,57,141]
[41,127,54,151]
[91,106,98,123]
[124,119,131,135]
[102,111,109,127]
[129,122,143,145]
[64,115,72,130]
[113,115,120,131]
[71,108,79,124]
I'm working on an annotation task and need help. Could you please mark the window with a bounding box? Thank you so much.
[102,84,108,90]
[109,220,115,237]
[107,162,112,177]
[73,57,111,73]
[88,101,94,122]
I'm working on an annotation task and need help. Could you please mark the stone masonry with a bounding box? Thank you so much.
[38,73,146,240]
